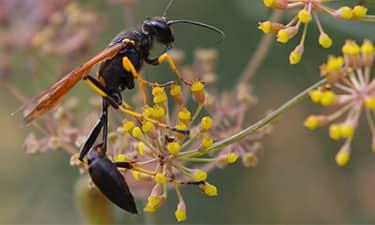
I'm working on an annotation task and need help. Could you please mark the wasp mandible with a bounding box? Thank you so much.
[23,0,224,214]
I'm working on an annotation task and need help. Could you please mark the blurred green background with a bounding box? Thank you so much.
[1,0,375,224]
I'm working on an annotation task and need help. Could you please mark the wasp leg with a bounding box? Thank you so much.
[122,57,150,105]
[101,99,109,153]
[79,112,106,161]
[82,75,189,135]
[146,53,192,85]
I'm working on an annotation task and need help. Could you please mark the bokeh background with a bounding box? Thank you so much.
[1,0,375,224]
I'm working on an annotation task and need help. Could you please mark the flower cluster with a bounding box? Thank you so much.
[31,2,102,56]
[304,40,374,166]
[259,0,374,64]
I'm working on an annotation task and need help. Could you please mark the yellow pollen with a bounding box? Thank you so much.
[152,86,165,96]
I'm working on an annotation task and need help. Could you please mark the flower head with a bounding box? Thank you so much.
[305,40,375,166]
[260,0,373,64]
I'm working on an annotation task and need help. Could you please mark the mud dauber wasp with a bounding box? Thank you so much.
[23,0,224,214]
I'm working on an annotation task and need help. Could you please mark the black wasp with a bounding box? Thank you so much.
[24,0,224,214]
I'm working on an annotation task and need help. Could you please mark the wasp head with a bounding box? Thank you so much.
[142,17,174,47]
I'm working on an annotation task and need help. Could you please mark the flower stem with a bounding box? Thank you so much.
[201,79,327,155]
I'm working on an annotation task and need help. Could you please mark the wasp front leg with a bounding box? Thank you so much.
[146,53,192,85]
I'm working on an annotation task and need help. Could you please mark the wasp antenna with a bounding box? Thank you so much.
[167,19,225,44]
[163,0,176,18]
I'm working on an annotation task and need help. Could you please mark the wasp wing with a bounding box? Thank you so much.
[24,43,124,124]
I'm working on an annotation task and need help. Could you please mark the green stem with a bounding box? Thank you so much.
[191,79,327,157]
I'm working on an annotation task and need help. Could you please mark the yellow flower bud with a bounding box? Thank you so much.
[153,94,167,104]
[258,21,284,34]
[226,152,239,164]
[289,46,303,65]
[152,86,165,96]
[277,26,298,44]
[304,115,322,130]
[319,33,333,48]
[340,124,354,138]
[178,107,192,124]
[335,6,353,20]
[154,173,167,184]
[365,96,375,110]
[115,154,128,162]
[202,183,218,196]
[191,81,205,104]
[258,21,272,34]
[143,106,154,117]
[132,171,142,181]
[342,40,360,55]
[320,91,336,106]
[175,201,187,222]
[152,106,165,119]
[309,90,323,103]
[201,116,213,131]
[298,9,311,23]
[142,121,154,133]
[137,142,146,156]
[336,150,350,167]
[352,5,368,19]
[201,136,214,149]
[123,120,135,132]
[326,56,344,71]
[361,39,374,55]
[132,127,144,139]
[329,124,342,140]
[193,170,208,181]
[167,142,181,155]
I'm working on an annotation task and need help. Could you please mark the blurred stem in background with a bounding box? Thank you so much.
[240,10,284,83]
